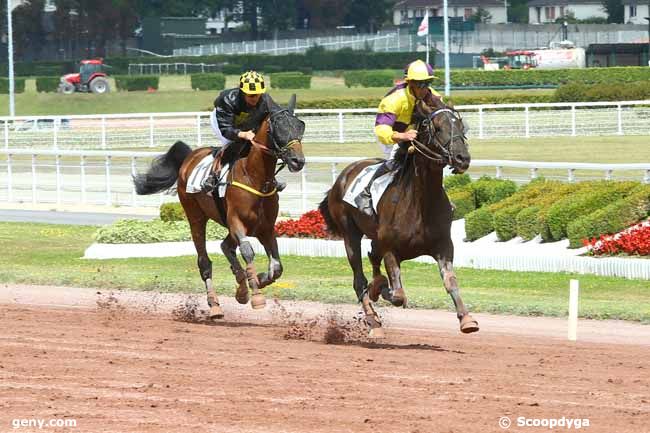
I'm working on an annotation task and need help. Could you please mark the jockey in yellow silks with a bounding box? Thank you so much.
[355,60,442,216]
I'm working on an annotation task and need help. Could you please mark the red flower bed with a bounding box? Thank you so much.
[584,221,650,256]
[275,210,337,239]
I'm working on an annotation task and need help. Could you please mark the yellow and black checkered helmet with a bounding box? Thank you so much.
[239,70,266,95]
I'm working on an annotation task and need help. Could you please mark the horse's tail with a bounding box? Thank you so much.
[318,192,343,237]
[133,141,192,195]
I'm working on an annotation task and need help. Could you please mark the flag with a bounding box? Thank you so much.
[417,10,429,37]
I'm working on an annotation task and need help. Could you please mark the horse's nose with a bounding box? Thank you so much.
[455,153,470,164]
[289,155,305,171]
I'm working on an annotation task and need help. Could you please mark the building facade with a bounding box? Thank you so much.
[393,0,508,25]
[622,1,650,25]
[528,0,607,24]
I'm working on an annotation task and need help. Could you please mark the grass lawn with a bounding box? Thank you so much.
[1,221,648,323]
[2,75,555,116]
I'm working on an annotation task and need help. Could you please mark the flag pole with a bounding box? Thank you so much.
[443,0,450,96]
[426,33,430,64]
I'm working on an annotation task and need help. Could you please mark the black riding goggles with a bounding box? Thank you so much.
[412,79,433,89]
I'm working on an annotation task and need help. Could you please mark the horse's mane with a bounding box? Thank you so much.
[392,95,449,185]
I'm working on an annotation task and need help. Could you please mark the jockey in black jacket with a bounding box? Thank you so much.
[202,70,285,192]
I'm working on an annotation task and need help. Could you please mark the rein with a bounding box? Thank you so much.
[410,107,463,166]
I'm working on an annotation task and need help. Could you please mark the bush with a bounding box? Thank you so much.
[545,181,639,241]
[0,78,26,94]
[94,218,228,244]
[567,185,650,248]
[515,206,542,241]
[263,65,283,74]
[34,76,60,93]
[114,75,159,91]
[270,72,311,89]
[471,176,518,208]
[222,63,243,75]
[555,81,650,102]
[160,202,186,222]
[444,173,472,191]
[448,186,475,220]
[464,207,494,241]
[190,73,226,91]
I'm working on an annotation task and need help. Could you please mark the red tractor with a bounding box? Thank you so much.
[59,59,110,94]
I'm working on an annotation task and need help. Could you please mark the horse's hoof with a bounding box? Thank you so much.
[390,287,407,307]
[251,293,266,310]
[235,288,249,305]
[368,327,385,339]
[460,315,479,334]
[368,276,389,302]
[209,305,224,320]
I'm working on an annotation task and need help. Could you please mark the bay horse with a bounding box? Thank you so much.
[319,97,478,338]
[133,100,305,319]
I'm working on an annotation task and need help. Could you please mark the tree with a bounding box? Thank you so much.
[469,7,492,24]
[601,0,624,23]
[344,0,395,33]
[301,0,347,30]
[259,0,296,37]
[508,0,529,23]
[12,0,47,60]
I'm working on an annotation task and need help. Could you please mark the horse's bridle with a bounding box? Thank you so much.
[267,109,303,159]
[411,107,466,166]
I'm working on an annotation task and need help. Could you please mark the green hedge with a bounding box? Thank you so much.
[222,63,243,75]
[35,76,61,93]
[471,176,518,208]
[555,81,650,102]
[343,70,398,88]
[0,78,26,94]
[160,202,186,222]
[444,173,472,191]
[270,72,311,89]
[114,75,159,91]
[94,218,228,244]
[448,186,476,220]
[190,73,226,91]
[566,185,650,248]
[545,181,639,242]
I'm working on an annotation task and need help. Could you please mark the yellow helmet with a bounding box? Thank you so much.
[405,60,434,82]
[239,70,266,95]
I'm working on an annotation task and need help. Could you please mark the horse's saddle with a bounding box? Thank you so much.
[342,163,396,213]
[186,151,230,197]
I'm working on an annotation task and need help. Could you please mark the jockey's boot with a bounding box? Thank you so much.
[201,172,218,193]
[354,159,395,217]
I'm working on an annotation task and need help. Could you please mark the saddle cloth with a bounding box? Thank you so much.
[342,162,396,213]
[186,153,230,198]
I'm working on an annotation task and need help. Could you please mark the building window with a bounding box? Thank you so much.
[432,8,438,16]
[629,5,637,17]
[544,6,555,20]
[559,6,564,17]
[415,8,423,18]
[464,8,473,19]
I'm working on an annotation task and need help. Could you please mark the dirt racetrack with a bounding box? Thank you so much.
[0,284,649,433]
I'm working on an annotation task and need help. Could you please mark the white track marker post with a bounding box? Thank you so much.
[568,279,579,341]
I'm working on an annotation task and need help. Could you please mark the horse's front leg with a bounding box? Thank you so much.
[367,240,390,302]
[435,252,479,334]
[220,236,248,305]
[384,252,407,307]
[229,225,266,310]
[256,232,283,289]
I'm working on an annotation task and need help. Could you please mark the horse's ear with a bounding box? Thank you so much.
[287,94,296,115]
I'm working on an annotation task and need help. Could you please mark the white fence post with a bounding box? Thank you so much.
[197,115,202,147]
[530,167,538,179]
[568,168,575,183]
[617,104,623,135]
[80,155,86,204]
[644,169,650,184]
[301,167,308,213]
[524,106,530,138]
[149,116,155,147]
[101,117,107,149]
[571,105,576,136]
[55,154,61,206]
[338,112,344,143]
[495,166,503,179]
[4,121,8,150]
[31,154,37,204]
[478,107,484,139]
[6,153,12,202]
[105,155,112,206]
[131,157,137,206]
[331,163,338,184]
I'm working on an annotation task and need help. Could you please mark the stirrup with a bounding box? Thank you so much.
[201,174,218,193]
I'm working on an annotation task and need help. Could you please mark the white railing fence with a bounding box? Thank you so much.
[1,101,649,151]
[1,150,649,215]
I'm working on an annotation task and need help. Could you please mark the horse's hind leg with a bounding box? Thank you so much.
[342,228,383,338]
[220,236,249,305]
[367,240,390,302]
[384,252,407,307]
[186,208,223,319]
[435,252,479,334]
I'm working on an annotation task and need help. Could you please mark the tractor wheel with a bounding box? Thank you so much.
[90,77,110,94]
[59,82,75,94]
